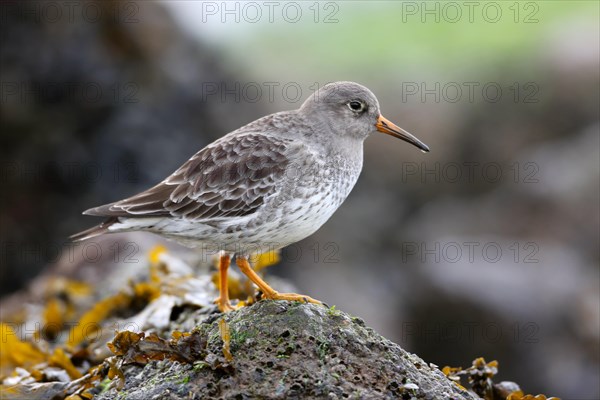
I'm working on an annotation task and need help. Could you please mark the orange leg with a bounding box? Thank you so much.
[215,253,235,312]
[236,256,322,305]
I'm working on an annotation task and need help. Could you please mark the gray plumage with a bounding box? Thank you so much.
[72,81,429,256]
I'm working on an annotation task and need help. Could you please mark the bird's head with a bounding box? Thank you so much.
[300,81,429,152]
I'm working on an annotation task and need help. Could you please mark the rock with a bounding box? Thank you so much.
[96,301,476,400]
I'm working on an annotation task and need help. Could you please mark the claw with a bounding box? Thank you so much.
[214,297,235,313]
[261,291,322,305]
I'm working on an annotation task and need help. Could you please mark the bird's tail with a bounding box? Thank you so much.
[70,217,118,242]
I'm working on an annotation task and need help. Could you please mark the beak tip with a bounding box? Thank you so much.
[376,115,430,153]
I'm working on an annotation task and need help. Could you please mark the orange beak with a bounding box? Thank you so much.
[376,115,430,152]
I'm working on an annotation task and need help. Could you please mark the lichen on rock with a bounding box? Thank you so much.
[96,301,477,400]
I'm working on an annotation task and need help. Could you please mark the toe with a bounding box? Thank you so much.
[264,292,322,305]
[219,303,235,313]
[215,298,235,313]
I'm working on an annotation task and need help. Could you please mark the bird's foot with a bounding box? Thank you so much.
[261,291,322,305]
[214,297,236,313]
[235,257,323,307]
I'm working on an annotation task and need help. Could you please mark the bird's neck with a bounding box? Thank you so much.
[297,113,366,159]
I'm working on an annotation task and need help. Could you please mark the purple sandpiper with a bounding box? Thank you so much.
[72,81,429,312]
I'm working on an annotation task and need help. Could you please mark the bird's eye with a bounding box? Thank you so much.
[348,101,365,112]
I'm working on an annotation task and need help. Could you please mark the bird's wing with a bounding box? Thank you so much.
[83,133,294,222]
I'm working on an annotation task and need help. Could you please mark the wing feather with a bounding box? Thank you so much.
[83,133,293,222]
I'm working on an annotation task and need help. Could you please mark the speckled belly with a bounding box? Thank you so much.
[139,154,363,256]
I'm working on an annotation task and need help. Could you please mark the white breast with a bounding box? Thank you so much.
[261,150,363,247]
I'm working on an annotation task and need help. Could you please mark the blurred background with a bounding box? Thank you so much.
[1,1,598,398]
